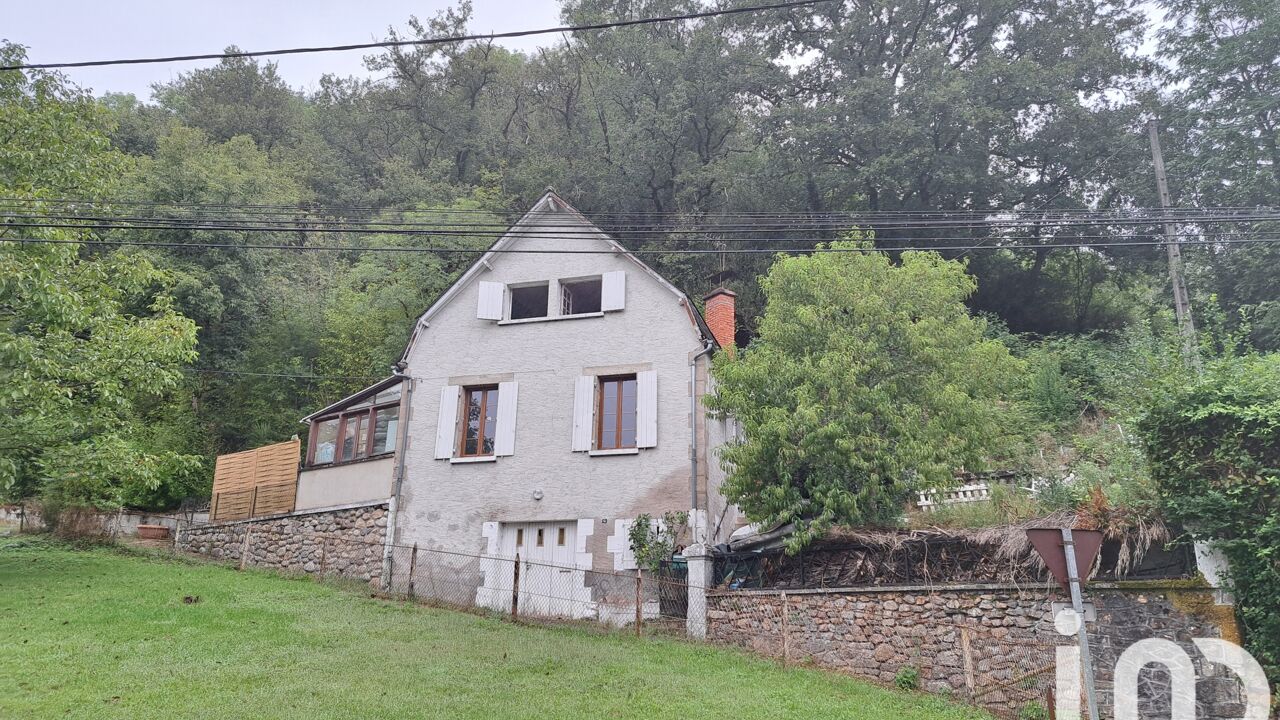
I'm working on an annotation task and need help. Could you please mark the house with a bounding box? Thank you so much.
[293,190,741,616]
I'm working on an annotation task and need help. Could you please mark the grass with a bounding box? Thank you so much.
[0,536,988,720]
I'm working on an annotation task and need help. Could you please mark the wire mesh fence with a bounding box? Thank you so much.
[168,523,1179,719]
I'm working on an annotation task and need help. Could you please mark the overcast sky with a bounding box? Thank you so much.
[4,0,563,99]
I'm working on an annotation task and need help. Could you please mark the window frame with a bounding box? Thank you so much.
[457,384,500,458]
[560,276,603,316]
[508,282,550,321]
[306,401,400,467]
[595,374,638,451]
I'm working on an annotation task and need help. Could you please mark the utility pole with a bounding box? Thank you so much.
[1147,119,1202,371]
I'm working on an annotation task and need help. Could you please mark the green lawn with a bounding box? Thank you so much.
[0,537,986,720]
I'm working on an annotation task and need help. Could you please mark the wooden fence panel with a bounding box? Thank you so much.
[211,439,300,522]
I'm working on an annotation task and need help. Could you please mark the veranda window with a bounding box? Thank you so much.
[307,401,400,466]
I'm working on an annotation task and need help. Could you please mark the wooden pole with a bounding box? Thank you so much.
[211,493,219,522]
[1147,119,1201,371]
[407,543,419,601]
[249,486,259,519]
[635,569,644,637]
[511,553,521,621]
[239,527,252,571]
[319,537,329,577]
[960,627,976,698]
[781,591,790,665]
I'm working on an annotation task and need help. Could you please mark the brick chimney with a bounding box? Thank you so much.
[703,288,737,356]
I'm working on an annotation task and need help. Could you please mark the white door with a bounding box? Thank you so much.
[495,521,582,617]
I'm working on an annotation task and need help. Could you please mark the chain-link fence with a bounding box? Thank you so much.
[165,522,1231,720]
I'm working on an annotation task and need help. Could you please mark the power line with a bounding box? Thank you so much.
[7,234,1280,254]
[5,213,1279,237]
[4,195,1276,219]
[186,368,384,382]
[0,0,833,71]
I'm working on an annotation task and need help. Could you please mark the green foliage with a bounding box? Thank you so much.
[1137,354,1280,682]
[0,45,201,510]
[1018,700,1050,720]
[893,665,920,691]
[709,242,1022,548]
[909,483,1043,530]
[627,511,688,572]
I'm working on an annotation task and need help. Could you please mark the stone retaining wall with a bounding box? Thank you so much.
[176,502,389,587]
[707,584,1244,719]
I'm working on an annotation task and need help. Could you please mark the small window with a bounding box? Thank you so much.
[516,528,524,547]
[561,278,602,315]
[597,375,638,450]
[372,406,399,455]
[557,527,566,546]
[313,418,339,464]
[459,385,499,457]
[509,283,549,320]
[536,528,545,547]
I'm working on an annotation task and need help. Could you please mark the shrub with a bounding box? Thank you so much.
[1137,354,1280,685]
[894,665,920,691]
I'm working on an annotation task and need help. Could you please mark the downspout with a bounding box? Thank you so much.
[690,340,716,540]
[382,368,414,589]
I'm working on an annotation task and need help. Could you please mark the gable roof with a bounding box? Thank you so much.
[398,190,717,364]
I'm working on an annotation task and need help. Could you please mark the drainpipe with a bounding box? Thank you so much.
[391,370,414,506]
[690,340,716,539]
[381,369,414,588]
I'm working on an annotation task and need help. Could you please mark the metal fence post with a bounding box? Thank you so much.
[407,543,419,601]
[635,569,643,637]
[510,553,521,621]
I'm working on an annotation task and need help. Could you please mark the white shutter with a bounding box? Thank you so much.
[477,281,504,320]
[571,376,595,452]
[636,370,658,448]
[434,385,461,459]
[494,381,518,456]
[601,271,626,312]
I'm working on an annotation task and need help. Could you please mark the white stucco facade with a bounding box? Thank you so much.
[388,192,739,589]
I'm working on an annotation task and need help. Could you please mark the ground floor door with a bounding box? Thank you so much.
[492,520,586,617]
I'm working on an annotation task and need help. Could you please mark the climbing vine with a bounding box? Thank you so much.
[1137,354,1280,686]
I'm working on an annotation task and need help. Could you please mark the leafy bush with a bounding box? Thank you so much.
[1137,354,1280,684]
[627,511,688,571]
[893,665,920,691]
[1018,700,1049,720]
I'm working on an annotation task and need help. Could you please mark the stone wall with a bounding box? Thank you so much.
[176,502,389,587]
[707,584,1244,719]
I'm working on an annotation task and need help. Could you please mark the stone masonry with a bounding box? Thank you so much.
[177,502,389,587]
[707,584,1244,719]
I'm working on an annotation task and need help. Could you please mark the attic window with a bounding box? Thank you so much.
[561,278,602,315]
[509,283,549,320]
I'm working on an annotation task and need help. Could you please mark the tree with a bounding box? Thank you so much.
[0,43,200,512]
[152,50,303,150]
[1155,0,1280,350]
[707,240,1022,548]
